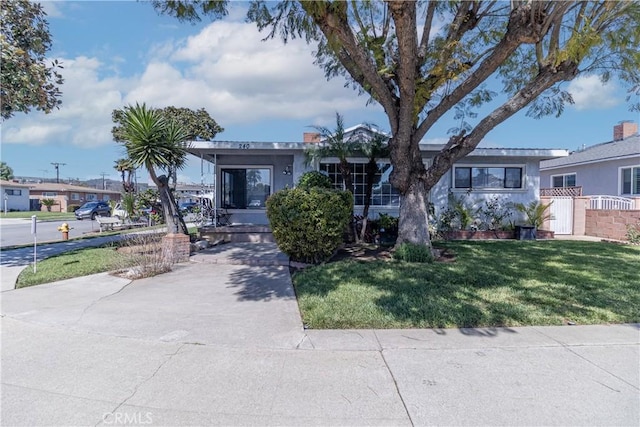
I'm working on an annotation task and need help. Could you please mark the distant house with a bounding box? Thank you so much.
[540,121,639,196]
[29,183,121,213]
[0,180,32,211]
[186,124,568,224]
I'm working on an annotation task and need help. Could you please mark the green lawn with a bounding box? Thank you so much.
[16,246,132,288]
[293,240,640,329]
[2,211,75,220]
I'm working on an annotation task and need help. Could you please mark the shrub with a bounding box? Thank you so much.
[266,186,352,264]
[297,171,332,189]
[67,205,80,213]
[392,242,434,263]
[626,223,640,244]
[514,200,553,228]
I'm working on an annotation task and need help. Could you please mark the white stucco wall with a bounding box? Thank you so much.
[1,184,31,211]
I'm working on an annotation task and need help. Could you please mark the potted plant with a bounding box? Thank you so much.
[513,200,553,240]
[377,213,399,246]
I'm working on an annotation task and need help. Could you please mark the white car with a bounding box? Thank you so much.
[112,203,128,220]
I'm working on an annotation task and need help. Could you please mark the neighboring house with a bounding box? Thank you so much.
[540,121,640,196]
[29,183,121,213]
[0,180,32,211]
[187,124,568,225]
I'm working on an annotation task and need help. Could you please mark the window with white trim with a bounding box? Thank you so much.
[86,194,97,201]
[453,166,523,189]
[43,192,57,197]
[221,167,271,209]
[620,166,640,195]
[4,189,22,196]
[71,193,80,201]
[319,162,400,206]
[551,173,576,188]
[102,195,110,201]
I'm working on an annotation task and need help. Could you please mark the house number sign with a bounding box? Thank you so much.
[238,143,251,149]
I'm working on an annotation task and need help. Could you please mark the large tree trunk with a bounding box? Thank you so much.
[397,176,431,250]
[155,174,188,235]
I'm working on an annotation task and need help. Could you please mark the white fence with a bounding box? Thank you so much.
[589,196,634,210]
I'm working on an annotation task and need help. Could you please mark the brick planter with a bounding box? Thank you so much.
[162,233,191,263]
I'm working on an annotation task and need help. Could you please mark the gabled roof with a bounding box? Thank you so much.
[0,180,32,188]
[540,135,640,169]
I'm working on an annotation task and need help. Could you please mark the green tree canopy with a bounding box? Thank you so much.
[112,106,223,142]
[0,161,14,181]
[1,0,63,120]
[154,0,640,249]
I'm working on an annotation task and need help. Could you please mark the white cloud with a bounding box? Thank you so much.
[136,20,367,124]
[2,19,375,150]
[2,55,129,148]
[41,2,64,18]
[567,75,620,110]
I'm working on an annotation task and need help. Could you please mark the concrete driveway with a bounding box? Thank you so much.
[1,243,639,426]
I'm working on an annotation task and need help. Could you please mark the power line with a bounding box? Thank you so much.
[50,162,67,183]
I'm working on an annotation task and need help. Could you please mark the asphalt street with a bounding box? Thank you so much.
[0,217,100,248]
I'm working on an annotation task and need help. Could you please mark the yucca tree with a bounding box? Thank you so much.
[113,158,136,193]
[119,103,190,234]
[359,128,390,241]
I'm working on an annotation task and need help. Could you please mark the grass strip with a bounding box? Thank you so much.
[293,240,640,328]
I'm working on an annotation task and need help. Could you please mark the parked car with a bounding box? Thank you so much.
[75,201,111,220]
[179,202,198,213]
[112,203,128,220]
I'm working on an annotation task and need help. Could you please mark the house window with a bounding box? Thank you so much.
[551,173,576,188]
[102,195,110,201]
[86,194,97,201]
[453,166,523,189]
[71,193,80,201]
[221,168,271,209]
[319,162,401,206]
[4,189,22,196]
[621,166,640,195]
[43,192,57,197]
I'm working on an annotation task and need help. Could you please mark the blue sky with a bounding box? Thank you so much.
[1,1,638,185]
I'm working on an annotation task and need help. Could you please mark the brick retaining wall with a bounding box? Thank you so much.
[585,209,640,241]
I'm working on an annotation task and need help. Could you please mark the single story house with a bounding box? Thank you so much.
[186,125,568,225]
[0,180,32,211]
[540,121,639,196]
[29,183,121,213]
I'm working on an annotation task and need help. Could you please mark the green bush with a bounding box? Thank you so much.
[626,223,640,244]
[67,205,80,213]
[392,242,434,263]
[297,171,332,189]
[266,187,352,264]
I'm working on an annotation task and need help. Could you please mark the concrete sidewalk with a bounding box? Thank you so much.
[1,243,638,426]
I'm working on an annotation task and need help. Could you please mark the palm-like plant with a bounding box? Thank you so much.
[514,200,554,229]
[304,112,360,195]
[114,158,135,193]
[304,112,360,240]
[359,128,390,241]
[120,103,190,234]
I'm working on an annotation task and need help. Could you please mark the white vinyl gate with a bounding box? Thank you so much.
[549,197,573,235]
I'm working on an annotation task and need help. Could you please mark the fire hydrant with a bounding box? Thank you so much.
[57,222,70,240]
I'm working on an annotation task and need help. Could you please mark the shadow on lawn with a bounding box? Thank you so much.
[293,240,640,328]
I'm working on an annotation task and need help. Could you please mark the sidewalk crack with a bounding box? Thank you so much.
[95,343,186,426]
[533,327,639,391]
[75,280,133,324]
[380,349,414,427]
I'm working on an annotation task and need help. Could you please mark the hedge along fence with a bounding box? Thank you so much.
[266,186,352,264]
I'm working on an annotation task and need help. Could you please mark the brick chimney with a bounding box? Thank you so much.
[303,132,321,143]
[613,120,637,141]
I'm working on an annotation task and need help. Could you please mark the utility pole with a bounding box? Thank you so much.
[50,162,66,183]
[99,172,108,190]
